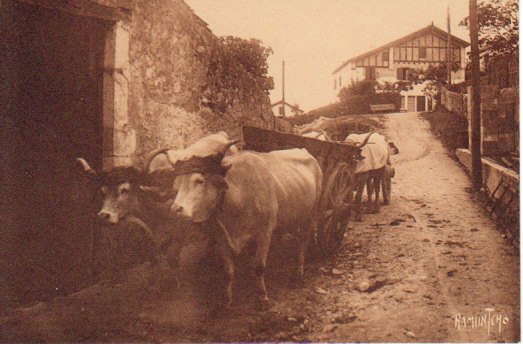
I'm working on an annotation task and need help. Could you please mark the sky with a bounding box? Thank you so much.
[184,0,471,113]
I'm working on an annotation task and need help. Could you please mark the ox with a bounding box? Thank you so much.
[166,138,323,307]
[77,132,239,281]
[76,149,177,270]
[345,132,397,221]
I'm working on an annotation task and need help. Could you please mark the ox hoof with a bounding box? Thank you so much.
[256,297,271,311]
[289,275,305,289]
[209,304,230,318]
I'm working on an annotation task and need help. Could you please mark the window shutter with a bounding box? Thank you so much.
[397,68,403,80]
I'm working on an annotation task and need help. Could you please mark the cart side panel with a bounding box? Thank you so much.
[242,126,362,164]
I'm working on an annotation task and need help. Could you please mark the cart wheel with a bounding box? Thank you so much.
[316,163,353,257]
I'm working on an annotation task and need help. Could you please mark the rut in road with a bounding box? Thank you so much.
[0,112,519,343]
[306,112,520,343]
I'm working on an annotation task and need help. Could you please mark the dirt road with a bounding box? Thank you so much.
[0,112,519,342]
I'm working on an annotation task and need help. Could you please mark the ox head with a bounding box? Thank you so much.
[77,148,170,225]
[167,140,238,223]
[388,142,399,155]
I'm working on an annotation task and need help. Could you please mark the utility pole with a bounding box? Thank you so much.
[447,5,452,85]
[281,60,285,117]
[469,0,482,191]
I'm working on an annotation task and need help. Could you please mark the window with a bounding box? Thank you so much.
[396,67,410,81]
[382,50,389,63]
[365,67,376,80]
[334,79,337,90]
[419,47,426,58]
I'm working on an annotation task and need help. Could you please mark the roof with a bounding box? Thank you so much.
[271,100,305,113]
[332,24,469,74]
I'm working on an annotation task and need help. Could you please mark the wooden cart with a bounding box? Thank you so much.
[243,126,364,258]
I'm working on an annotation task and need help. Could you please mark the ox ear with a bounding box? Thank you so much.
[208,174,228,191]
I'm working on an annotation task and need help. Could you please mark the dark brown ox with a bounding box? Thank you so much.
[167,139,323,307]
[76,149,176,268]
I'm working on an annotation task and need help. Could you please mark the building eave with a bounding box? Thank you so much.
[332,24,469,75]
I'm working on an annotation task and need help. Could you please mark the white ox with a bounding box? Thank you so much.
[345,132,395,221]
[167,136,323,307]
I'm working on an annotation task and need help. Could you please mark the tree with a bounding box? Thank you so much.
[411,62,461,85]
[403,62,462,101]
[336,80,400,116]
[221,36,274,94]
[205,37,274,113]
[338,80,377,102]
[460,0,519,61]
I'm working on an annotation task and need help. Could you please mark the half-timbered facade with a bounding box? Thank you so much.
[332,24,469,112]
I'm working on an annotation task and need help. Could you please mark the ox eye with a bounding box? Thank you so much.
[195,178,205,185]
[119,187,130,194]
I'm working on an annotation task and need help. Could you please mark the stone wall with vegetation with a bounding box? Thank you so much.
[127,0,279,164]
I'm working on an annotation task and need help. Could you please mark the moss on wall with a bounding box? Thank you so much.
[127,0,278,164]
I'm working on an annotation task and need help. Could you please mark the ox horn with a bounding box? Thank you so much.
[356,131,374,148]
[219,139,241,156]
[76,158,97,175]
[318,129,332,142]
[165,150,179,168]
[142,148,170,175]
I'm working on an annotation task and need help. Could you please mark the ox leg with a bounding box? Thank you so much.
[382,176,391,205]
[216,234,235,308]
[382,165,393,205]
[253,228,274,304]
[164,241,183,289]
[292,225,311,288]
[371,174,382,214]
[354,174,366,222]
[365,175,374,213]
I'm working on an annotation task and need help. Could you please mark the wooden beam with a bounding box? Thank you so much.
[469,0,483,191]
[16,0,131,21]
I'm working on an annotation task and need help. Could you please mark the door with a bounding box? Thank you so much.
[417,96,426,112]
[407,96,416,112]
[365,67,376,80]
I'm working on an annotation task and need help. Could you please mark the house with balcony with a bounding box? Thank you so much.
[332,24,469,112]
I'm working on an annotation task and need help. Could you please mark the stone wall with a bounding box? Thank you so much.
[441,87,467,117]
[124,0,278,165]
[465,85,519,156]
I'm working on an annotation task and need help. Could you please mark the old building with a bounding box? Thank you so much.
[1,0,281,304]
[332,24,469,112]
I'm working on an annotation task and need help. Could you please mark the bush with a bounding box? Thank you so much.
[288,80,401,126]
[421,106,468,154]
